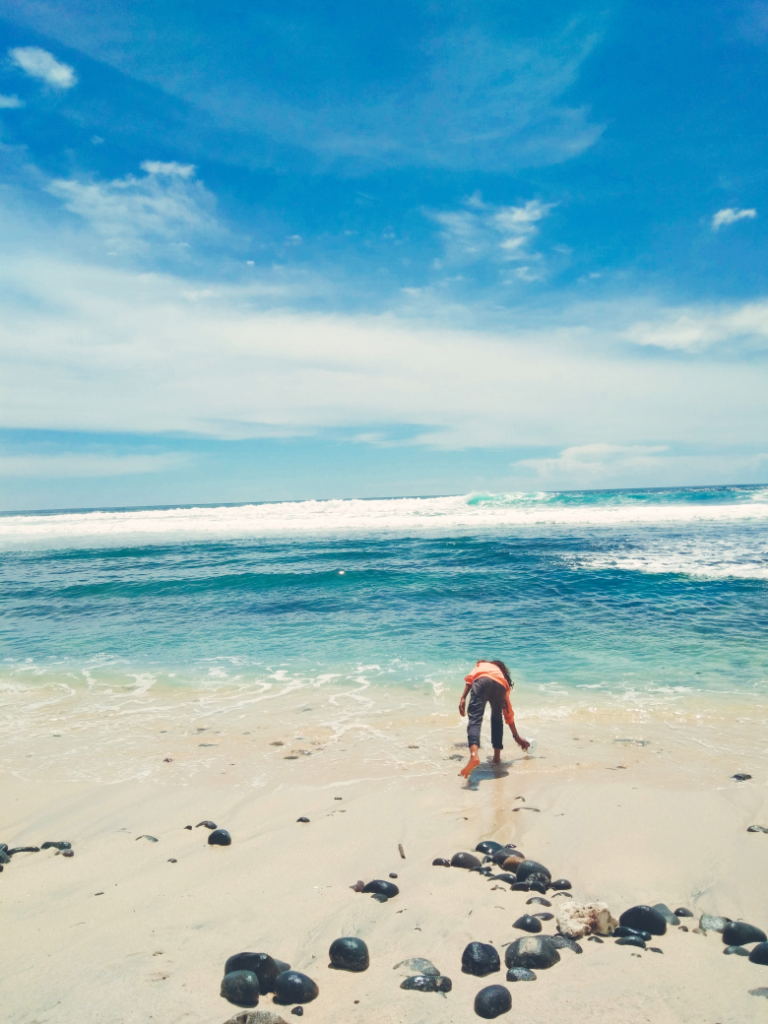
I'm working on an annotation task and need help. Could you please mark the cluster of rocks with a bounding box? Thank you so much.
[0,840,73,872]
[184,820,232,846]
[349,878,399,904]
[220,951,318,1013]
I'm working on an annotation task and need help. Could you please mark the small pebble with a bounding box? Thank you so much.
[362,879,399,898]
[135,835,158,842]
[432,858,451,867]
[389,872,398,879]
[62,849,74,858]
[196,820,217,829]
[371,893,388,903]
[526,897,551,907]
[451,852,482,870]
[297,817,310,823]
[724,945,750,956]
[274,971,319,1005]
[550,879,572,890]
[513,916,542,933]
[208,829,232,846]
[732,773,752,781]
[291,1008,303,1016]
[674,907,693,917]
[167,858,177,863]
[587,936,603,943]
[506,967,536,981]
[616,936,646,948]
[649,947,663,954]
[184,825,192,830]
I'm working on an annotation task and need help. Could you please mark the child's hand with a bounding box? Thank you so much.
[458,698,467,717]
[516,736,530,751]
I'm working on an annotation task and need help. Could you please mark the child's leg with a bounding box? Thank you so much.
[460,686,485,777]
[490,709,504,762]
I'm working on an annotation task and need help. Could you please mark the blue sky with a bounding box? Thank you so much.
[1,0,767,509]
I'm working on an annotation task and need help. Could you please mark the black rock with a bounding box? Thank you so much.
[749,987,768,997]
[451,851,482,870]
[208,829,231,846]
[504,937,561,970]
[462,942,505,974]
[649,947,664,954]
[221,970,260,1008]
[619,905,667,936]
[533,913,554,922]
[732,773,752,781]
[652,903,680,926]
[492,848,518,866]
[401,975,438,991]
[748,942,768,965]
[514,860,551,882]
[722,922,767,946]
[41,841,71,851]
[329,937,369,972]
[184,825,192,829]
[389,872,398,879]
[435,976,452,992]
[273,959,291,975]
[62,849,74,858]
[506,967,536,981]
[291,1008,303,1016]
[462,942,501,977]
[614,926,652,942]
[493,873,517,884]
[7,846,40,855]
[432,858,450,867]
[362,879,399,898]
[552,891,573,899]
[476,841,503,855]
[511,882,530,892]
[474,984,512,1018]
[526,897,551,907]
[675,907,694,917]
[725,945,751,956]
[196,820,217,829]
[616,936,646,948]
[274,971,319,1005]
[225,953,280,993]
[548,935,582,953]
[747,825,768,833]
[0,850,10,865]
[371,893,388,903]
[513,915,541,934]
[587,936,604,943]
[297,817,310,823]
[528,880,548,894]
[550,879,572,890]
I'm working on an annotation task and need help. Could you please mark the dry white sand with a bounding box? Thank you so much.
[2,696,768,1024]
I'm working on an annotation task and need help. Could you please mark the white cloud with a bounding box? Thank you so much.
[9,46,76,89]
[711,207,757,231]
[0,452,183,478]
[0,94,24,108]
[624,300,768,351]
[429,195,554,271]
[513,444,768,490]
[140,160,196,178]
[0,249,767,454]
[47,163,219,255]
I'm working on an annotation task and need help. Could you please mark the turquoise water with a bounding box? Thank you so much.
[1,486,767,702]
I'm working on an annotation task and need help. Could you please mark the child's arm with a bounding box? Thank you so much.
[508,720,530,751]
[458,682,472,717]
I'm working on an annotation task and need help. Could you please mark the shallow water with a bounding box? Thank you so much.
[1,486,767,780]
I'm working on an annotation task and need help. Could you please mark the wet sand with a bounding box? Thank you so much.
[2,689,768,1024]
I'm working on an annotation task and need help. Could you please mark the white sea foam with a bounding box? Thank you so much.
[2,490,768,550]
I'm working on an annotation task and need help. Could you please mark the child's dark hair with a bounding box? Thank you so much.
[489,659,512,684]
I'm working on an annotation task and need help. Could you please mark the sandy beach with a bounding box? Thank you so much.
[3,689,768,1024]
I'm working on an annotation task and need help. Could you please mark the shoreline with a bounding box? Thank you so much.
[3,693,768,1023]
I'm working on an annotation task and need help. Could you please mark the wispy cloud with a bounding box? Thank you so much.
[516,443,669,481]
[47,163,220,255]
[9,46,77,89]
[429,194,555,280]
[624,299,768,351]
[140,160,196,178]
[0,94,24,108]
[711,207,757,231]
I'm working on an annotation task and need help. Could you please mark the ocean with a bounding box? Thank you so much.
[2,485,767,782]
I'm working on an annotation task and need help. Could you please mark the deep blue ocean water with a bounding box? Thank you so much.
[1,486,767,703]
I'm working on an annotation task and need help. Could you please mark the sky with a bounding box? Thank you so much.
[1,0,767,510]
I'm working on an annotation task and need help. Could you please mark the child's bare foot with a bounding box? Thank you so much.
[492,749,502,764]
[460,752,480,777]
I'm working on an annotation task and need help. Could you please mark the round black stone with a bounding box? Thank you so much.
[362,879,399,898]
[435,976,452,992]
[619,905,667,936]
[674,907,694,917]
[474,984,512,1018]
[329,937,369,972]
[749,942,768,965]
[476,841,503,855]
[389,872,398,879]
[274,971,319,1005]
[224,953,280,993]
[614,926,652,942]
[291,1008,303,1016]
[550,879,572,890]
[400,975,437,991]
[208,829,232,846]
[528,880,548,894]
[616,936,646,948]
[732,773,752,781]
[451,851,482,870]
[514,860,551,882]
[296,817,310,823]
[722,922,767,946]
[504,937,560,970]
[432,857,450,866]
[506,967,536,981]
[511,882,530,891]
[492,848,519,866]
[513,915,542,933]
[461,942,500,977]
[220,970,259,1008]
